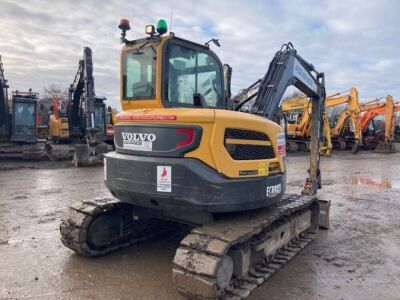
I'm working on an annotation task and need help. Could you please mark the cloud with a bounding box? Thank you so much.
[0,0,399,110]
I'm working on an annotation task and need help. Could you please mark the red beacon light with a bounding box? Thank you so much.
[119,19,131,31]
[118,19,132,44]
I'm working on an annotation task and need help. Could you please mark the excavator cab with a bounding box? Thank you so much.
[10,91,39,143]
[119,26,224,111]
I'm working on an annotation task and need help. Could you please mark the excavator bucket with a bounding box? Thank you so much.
[351,142,360,154]
[73,143,109,167]
[374,141,396,154]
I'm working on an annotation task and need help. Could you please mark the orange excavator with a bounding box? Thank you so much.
[360,95,398,153]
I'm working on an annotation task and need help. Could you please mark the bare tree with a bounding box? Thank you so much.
[282,90,305,101]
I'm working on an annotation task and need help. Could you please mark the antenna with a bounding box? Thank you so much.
[170,12,173,33]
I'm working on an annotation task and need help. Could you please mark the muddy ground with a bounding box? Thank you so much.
[0,151,399,300]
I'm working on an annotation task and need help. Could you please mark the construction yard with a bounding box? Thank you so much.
[1,151,399,300]
[1,2,400,299]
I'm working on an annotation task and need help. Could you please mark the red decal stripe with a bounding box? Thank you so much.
[117,115,177,121]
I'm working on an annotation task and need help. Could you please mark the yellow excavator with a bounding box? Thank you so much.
[60,19,330,299]
[46,48,110,165]
[325,88,362,152]
[281,96,332,155]
[282,88,363,153]
[48,94,70,141]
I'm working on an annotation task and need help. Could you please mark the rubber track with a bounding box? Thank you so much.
[60,197,174,257]
[172,194,319,299]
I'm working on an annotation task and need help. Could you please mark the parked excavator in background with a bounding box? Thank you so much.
[323,88,362,153]
[105,106,116,146]
[68,47,109,166]
[0,55,45,159]
[48,93,70,142]
[281,95,332,155]
[60,19,330,300]
[280,88,397,154]
[281,88,363,154]
[46,47,110,166]
[230,77,332,155]
[282,88,361,153]
[36,102,49,140]
[361,95,397,153]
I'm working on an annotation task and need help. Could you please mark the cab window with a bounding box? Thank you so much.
[163,42,223,107]
[123,47,156,100]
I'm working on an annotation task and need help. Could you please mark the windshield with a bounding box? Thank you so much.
[14,101,36,135]
[163,42,223,107]
[123,46,156,100]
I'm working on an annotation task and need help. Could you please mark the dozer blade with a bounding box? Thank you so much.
[73,143,109,167]
[173,194,321,300]
[374,141,396,154]
[351,143,360,154]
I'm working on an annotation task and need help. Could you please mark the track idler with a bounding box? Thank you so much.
[60,198,178,256]
[73,143,109,167]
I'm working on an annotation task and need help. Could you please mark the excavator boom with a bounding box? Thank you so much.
[67,47,109,166]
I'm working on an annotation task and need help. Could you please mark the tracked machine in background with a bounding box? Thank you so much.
[67,48,109,166]
[281,95,332,155]
[47,47,110,166]
[104,106,117,146]
[233,78,332,155]
[0,55,45,159]
[60,19,330,299]
[48,93,70,142]
[325,88,362,152]
[361,95,397,153]
[281,88,363,154]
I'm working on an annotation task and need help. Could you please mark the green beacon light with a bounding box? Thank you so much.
[156,19,168,35]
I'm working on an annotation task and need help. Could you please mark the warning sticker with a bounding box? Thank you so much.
[258,162,269,176]
[157,166,171,192]
[277,133,286,155]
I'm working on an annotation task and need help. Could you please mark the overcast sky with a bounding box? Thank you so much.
[0,0,399,109]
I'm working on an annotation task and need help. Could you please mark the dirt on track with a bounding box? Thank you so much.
[0,151,399,300]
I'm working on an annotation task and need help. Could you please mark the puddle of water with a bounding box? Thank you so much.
[351,177,400,190]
